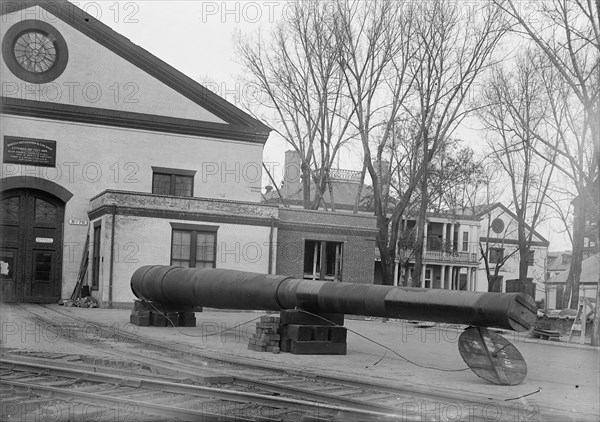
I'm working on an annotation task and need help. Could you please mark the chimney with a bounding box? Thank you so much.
[283,150,302,197]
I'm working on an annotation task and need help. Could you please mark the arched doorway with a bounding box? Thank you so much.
[0,189,65,302]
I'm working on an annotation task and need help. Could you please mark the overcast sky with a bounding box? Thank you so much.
[89,1,570,251]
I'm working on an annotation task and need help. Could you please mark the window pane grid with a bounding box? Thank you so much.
[171,230,215,268]
[153,172,193,197]
[34,251,53,282]
[174,176,193,197]
[152,174,171,195]
[171,230,191,267]
[34,198,57,222]
[196,233,215,265]
[1,197,20,220]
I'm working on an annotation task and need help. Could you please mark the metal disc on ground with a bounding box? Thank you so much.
[458,326,527,386]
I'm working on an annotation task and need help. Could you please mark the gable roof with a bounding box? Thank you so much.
[546,253,599,284]
[476,202,550,246]
[1,1,271,142]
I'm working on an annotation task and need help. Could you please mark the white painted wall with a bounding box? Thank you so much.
[0,114,264,299]
[1,5,225,123]
[477,207,548,300]
[94,215,274,305]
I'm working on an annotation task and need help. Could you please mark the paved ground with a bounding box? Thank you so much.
[1,304,598,421]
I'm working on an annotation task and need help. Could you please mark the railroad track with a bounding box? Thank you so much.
[1,354,400,421]
[2,303,562,421]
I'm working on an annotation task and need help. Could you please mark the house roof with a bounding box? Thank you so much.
[1,1,271,143]
[476,202,550,246]
[547,251,572,272]
[546,254,600,284]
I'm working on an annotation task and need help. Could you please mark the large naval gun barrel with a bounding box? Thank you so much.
[131,266,537,332]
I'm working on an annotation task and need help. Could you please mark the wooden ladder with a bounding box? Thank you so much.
[70,229,90,300]
[568,297,596,344]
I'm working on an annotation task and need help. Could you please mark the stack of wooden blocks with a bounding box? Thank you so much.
[129,300,197,327]
[279,310,347,355]
[248,315,281,353]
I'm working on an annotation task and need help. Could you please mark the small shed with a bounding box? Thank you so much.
[545,254,599,309]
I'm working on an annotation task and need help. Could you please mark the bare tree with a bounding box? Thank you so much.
[494,0,600,343]
[333,0,417,284]
[402,1,507,286]
[236,0,354,210]
[333,0,506,285]
[478,50,558,286]
[427,144,485,214]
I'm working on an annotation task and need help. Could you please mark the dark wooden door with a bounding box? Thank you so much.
[0,189,64,303]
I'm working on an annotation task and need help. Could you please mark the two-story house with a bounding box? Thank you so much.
[476,203,549,300]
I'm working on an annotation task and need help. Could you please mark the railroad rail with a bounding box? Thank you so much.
[2,303,565,421]
[1,355,398,421]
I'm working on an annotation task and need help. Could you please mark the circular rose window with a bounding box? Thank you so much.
[2,20,68,84]
[491,218,505,234]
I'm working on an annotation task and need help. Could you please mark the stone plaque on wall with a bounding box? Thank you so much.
[3,136,57,167]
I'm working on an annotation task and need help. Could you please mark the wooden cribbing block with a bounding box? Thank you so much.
[279,310,344,326]
[166,312,180,327]
[129,301,197,327]
[314,326,329,341]
[133,300,197,313]
[289,341,346,355]
[150,312,167,327]
[282,325,314,341]
[281,339,292,353]
[179,312,196,327]
[129,313,150,326]
[329,326,347,342]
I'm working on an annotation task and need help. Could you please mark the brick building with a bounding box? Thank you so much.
[276,208,377,284]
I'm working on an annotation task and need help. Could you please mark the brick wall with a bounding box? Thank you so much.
[276,209,377,284]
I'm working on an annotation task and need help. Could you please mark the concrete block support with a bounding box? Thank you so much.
[248,316,281,353]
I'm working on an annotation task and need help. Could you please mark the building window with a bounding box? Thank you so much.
[1,196,20,221]
[303,240,343,281]
[462,231,469,252]
[170,223,217,268]
[34,198,56,222]
[489,247,504,264]
[424,269,432,288]
[151,166,196,197]
[491,217,505,234]
[2,20,69,84]
[526,249,534,266]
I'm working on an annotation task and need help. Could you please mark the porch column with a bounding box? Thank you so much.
[469,225,476,258]
[469,268,474,291]
[453,266,458,290]
[449,224,455,252]
[441,265,446,289]
[421,264,427,288]
[393,261,399,287]
[423,222,428,254]
[442,223,447,254]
